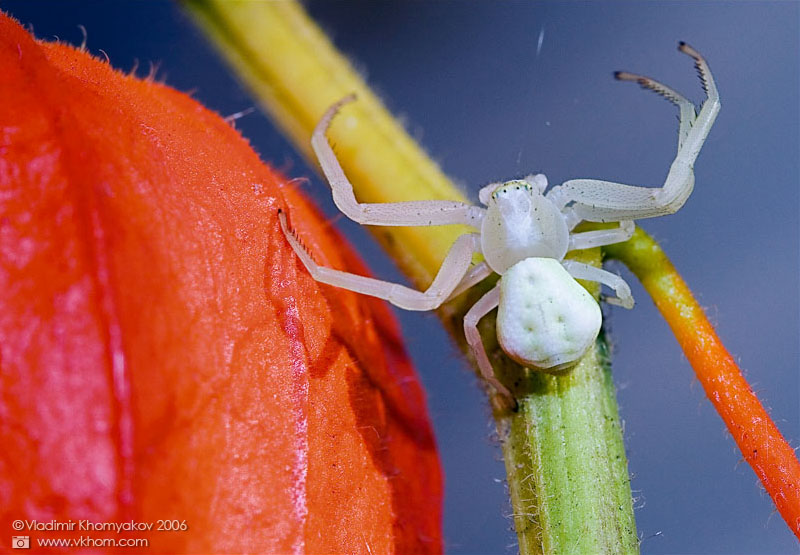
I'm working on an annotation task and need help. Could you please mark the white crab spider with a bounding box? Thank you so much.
[279,43,719,409]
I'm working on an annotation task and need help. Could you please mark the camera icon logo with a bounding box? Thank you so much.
[11,536,30,549]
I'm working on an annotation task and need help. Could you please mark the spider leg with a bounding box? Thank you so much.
[568,220,635,251]
[463,285,516,408]
[279,210,478,311]
[562,260,634,309]
[446,261,494,301]
[313,95,485,227]
[546,42,720,223]
[614,71,696,150]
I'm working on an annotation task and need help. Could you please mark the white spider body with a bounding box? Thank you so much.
[483,182,596,370]
[481,181,569,273]
[497,258,601,371]
[279,43,720,409]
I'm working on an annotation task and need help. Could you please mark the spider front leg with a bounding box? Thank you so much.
[279,210,479,311]
[313,95,485,228]
[615,66,697,152]
[463,285,516,409]
[561,260,634,309]
[546,42,720,223]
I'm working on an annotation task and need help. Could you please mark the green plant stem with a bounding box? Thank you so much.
[501,335,637,553]
[468,249,637,553]
[183,1,638,552]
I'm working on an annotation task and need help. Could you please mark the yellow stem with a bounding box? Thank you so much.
[184,0,469,290]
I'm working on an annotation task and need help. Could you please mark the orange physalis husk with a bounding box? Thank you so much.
[0,13,442,554]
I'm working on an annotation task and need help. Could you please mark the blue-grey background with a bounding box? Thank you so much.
[5,1,798,553]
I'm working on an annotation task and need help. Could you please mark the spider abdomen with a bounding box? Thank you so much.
[496,258,601,371]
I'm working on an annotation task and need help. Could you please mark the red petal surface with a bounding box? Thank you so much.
[0,13,442,554]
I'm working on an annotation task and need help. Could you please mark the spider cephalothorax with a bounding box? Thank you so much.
[279,42,719,409]
[480,179,569,272]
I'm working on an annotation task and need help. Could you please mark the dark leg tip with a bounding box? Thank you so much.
[678,41,701,59]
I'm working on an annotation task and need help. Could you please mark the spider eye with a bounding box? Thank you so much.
[488,180,535,203]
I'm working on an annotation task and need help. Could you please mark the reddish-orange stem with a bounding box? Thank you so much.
[606,229,800,539]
